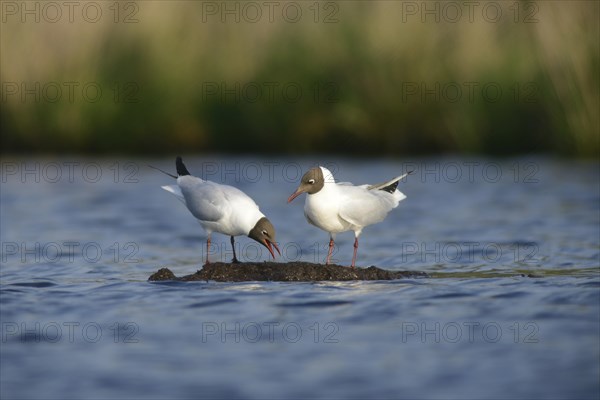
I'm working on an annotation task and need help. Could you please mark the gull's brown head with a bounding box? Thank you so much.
[248,217,281,259]
[287,167,325,203]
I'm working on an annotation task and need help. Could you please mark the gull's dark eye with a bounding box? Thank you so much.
[262,230,268,236]
[308,179,315,184]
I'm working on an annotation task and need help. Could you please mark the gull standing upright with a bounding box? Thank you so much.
[154,157,280,264]
[287,166,412,267]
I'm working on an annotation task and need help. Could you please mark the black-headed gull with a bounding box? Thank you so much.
[287,166,411,267]
[155,157,280,264]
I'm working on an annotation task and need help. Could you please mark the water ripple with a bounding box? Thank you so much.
[188,298,238,308]
[8,281,57,288]
[276,300,354,308]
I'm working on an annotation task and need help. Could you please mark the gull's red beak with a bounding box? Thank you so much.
[264,239,281,259]
[287,189,303,203]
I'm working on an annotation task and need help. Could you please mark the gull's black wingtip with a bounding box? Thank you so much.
[176,156,191,176]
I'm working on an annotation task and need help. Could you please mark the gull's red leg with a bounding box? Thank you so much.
[205,236,211,265]
[351,237,359,268]
[325,238,334,265]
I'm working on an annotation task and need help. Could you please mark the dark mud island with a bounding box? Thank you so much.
[149,262,427,282]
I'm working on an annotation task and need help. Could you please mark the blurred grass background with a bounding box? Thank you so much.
[1,1,598,157]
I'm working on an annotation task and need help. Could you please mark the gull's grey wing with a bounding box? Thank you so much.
[338,186,397,228]
[177,177,226,222]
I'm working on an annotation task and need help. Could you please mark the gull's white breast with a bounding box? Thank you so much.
[304,183,350,233]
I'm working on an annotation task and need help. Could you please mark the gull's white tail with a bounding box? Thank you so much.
[161,185,186,205]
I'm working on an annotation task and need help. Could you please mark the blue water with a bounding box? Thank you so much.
[1,156,599,399]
